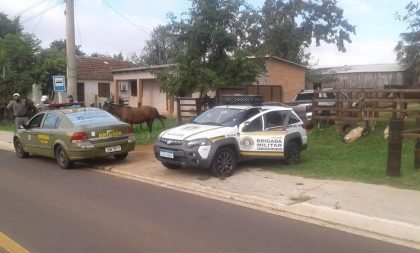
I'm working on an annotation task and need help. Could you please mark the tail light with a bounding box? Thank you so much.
[128,126,134,134]
[71,132,88,143]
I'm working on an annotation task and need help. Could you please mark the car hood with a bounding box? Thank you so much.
[161,124,230,141]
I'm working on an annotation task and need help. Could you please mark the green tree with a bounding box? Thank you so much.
[138,25,177,66]
[0,13,22,38]
[50,39,86,56]
[157,0,264,96]
[395,1,419,83]
[33,48,66,95]
[257,0,355,65]
[0,33,40,117]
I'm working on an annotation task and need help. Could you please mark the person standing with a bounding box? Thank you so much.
[6,93,36,128]
[67,94,75,103]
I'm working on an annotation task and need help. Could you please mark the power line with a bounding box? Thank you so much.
[21,1,64,24]
[12,0,47,19]
[100,0,151,35]
[32,0,53,34]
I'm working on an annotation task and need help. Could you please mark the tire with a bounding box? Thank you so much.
[161,162,181,170]
[114,152,128,161]
[54,145,73,169]
[284,142,301,165]
[211,147,236,178]
[14,138,29,158]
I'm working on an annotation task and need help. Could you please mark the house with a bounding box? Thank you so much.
[310,63,411,90]
[253,56,307,102]
[111,56,306,116]
[76,57,138,106]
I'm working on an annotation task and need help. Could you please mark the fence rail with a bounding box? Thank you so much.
[312,88,420,125]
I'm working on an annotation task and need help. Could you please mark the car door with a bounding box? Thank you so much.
[24,113,45,155]
[37,113,61,157]
[238,109,290,157]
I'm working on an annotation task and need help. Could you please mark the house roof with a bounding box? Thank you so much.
[112,55,307,74]
[261,55,307,69]
[316,63,409,75]
[77,57,138,80]
[112,64,175,74]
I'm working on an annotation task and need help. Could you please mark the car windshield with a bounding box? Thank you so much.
[192,108,247,127]
[66,110,120,125]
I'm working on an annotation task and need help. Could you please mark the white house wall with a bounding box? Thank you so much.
[79,79,115,107]
[142,79,167,113]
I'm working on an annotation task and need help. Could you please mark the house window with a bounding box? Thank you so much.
[98,83,110,97]
[130,80,137,97]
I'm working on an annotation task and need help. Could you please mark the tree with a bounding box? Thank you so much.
[0,33,40,118]
[33,48,66,95]
[257,0,356,65]
[157,0,264,96]
[395,1,419,84]
[139,25,177,66]
[49,39,86,56]
[0,13,22,38]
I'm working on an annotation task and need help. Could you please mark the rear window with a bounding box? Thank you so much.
[66,110,120,125]
[295,93,314,101]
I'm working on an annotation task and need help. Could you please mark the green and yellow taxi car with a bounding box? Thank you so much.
[13,107,136,169]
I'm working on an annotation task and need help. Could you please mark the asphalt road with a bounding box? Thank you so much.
[0,150,417,253]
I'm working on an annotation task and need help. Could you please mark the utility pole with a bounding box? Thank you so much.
[65,0,77,102]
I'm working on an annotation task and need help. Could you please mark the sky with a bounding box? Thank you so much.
[0,0,413,67]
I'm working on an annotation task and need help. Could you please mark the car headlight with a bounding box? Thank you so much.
[157,130,166,140]
[186,138,212,147]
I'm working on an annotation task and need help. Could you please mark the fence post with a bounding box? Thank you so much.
[196,98,202,115]
[387,117,403,177]
[415,114,420,170]
[313,90,319,128]
[176,97,182,125]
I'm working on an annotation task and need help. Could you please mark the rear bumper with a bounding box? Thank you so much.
[67,140,136,160]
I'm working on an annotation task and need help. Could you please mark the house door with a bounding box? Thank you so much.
[77,82,85,102]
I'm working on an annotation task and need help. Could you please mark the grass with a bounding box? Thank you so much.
[133,117,178,144]
[265,121,420,191]
[0,120,14,131]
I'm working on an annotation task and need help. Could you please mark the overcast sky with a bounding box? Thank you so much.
[0,0,413,67]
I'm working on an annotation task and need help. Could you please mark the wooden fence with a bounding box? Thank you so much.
[309,88,420,177]
[175,97,212,125]
[311,88,420,125]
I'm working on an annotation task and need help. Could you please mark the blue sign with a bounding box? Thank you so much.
[53,76,66,92]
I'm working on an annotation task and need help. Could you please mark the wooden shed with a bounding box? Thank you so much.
[310,63,410,89]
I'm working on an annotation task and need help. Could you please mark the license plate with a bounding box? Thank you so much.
[105,145,122,153]
[160,150,174,159]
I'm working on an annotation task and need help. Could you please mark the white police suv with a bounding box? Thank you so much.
[154,96,308,177]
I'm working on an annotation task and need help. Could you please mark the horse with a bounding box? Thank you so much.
[102,102,167,140]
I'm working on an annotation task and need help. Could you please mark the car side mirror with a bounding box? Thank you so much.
[20,122,30,129]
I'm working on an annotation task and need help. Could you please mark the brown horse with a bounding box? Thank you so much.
[103,102,166,140]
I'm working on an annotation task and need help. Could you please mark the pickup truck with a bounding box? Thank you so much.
[286,89,348,122]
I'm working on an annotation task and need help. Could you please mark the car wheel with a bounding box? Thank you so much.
[114,153,128,161]
[14,138,29,158]
[54,145,73,169]
[161,162,181,170]
[211,147,236,178]
[284,142,301,165]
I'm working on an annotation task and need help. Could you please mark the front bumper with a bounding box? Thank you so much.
[154,142,213,169]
